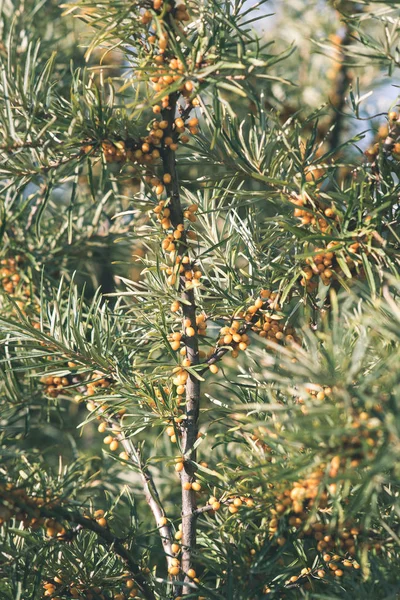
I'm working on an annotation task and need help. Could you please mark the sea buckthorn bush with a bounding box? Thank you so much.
[0,0,400,598]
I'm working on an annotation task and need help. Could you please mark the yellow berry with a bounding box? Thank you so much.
[109,440,119,452]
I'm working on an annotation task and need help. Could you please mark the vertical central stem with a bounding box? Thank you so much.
[161,94,201,596]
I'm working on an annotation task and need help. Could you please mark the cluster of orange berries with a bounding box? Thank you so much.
[83,113,199,168]
[281,555,360,590]
[217,320,250,360]
[268,466,364,558]
[42,573,139,600]
[318,553,360,578]
[255,316,299,346]
[39,367,112,409]
[91,508,108,528]
[155,200,198,253]
[340,412,382,466]
[290,192,338,232]
[300,242,361,289]
[139,1,199,111]
[150,58,199,109]
[82,399,130,460]
[301,245,337,288]
[94,138,160,166]
[80,371,112,398]
[168,313,207,352]
[40,374,74,398]
[225,495,255,514]
[296,384,333,405]
[0,255,29,298]
[165,254,202,289]
[0,484,66,537]
[365,110,400,160]
[295,385,332,415]
[246,289,299,348]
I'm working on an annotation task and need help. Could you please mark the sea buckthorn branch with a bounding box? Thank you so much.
[108,420,175,570]
[0,487,156,600]
[82,395,175,574]
[159,91,201,595]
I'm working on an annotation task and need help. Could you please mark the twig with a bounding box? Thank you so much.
[193,503,214,516]
[111,421,175,568]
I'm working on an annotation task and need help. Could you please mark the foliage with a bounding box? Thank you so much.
[1,0,400,599]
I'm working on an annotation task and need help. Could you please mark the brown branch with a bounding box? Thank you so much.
[3,493,155,600]
[161,92,201,596]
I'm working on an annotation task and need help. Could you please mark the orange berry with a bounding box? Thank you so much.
[109,440,119,452]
